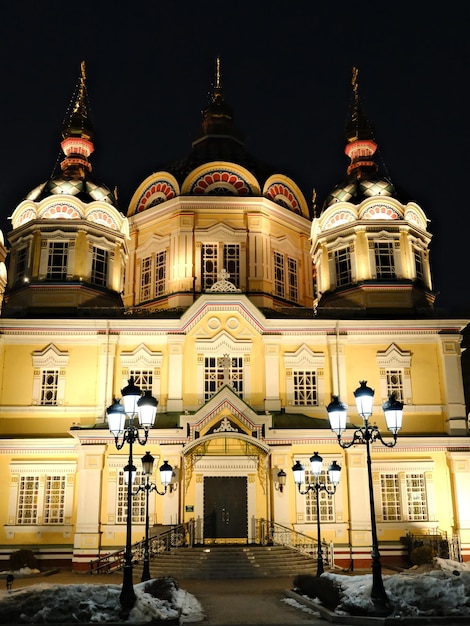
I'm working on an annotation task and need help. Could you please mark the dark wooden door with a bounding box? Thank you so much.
[203,476,247,540]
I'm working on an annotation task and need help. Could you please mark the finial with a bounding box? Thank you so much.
[215,56,221,90]
[73,61,87,116]
[312,188,317,217]
[352,66,359,94]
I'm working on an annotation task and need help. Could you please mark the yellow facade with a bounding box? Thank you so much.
[0,66,469,574]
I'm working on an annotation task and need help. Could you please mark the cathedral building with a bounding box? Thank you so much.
[0,62,468,572]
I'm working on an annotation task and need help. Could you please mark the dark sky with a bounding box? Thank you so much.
[0,2,468,311]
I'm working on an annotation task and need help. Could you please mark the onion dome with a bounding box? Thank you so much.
[25,62,116,205]
[160,58,277,185]
[322,67,397,211]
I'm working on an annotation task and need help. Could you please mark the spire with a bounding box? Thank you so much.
[344,67,378,177]
[60,61,95,176]
[194,57,243,144]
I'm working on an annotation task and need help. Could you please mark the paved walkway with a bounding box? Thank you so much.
[4,569,324,625]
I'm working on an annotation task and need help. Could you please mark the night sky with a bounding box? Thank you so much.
[0,2,468,311]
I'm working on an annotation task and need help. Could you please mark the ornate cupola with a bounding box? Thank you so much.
[3,63,129,317]
[311,68,435,314]
[126,59,312,313]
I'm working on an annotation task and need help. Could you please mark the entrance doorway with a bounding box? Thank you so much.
[203,476,248,541]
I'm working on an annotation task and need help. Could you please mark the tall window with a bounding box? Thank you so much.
[44,475,66,524]
[140,251,167,301]
[374,241,395,279]
[304,468,335,523]
[379,472,428,521]
[274,252,285,298]
[204,355,243,401]
[47,241,68,280]
[91,246,108,286]
[40,370,59,405]
[293,371,318,405]
[141,256,152,301]
[202,244,240,290]
[414,249,424,282]
[386,369,404,401]
[274,252,299,302]
[16,247,28,282]
[116,468,146,524]
[17,475,39,524]
[155,251,166,296]
[334,247,352,287]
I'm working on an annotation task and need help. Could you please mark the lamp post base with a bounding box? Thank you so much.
[120,563,136,614]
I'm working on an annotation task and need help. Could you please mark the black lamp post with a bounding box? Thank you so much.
[326,381,404,615]
[107,379,158,613]
[292,453,341,576]
[133,451,173,582]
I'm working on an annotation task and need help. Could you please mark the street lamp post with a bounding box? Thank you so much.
[326,381,404,614]
[134,451,173,582]
[107,379,158,613]
[292,453,341,576]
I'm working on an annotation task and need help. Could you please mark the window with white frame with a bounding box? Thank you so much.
[293,371,318,406]
[116,468,146,524]
[284,346,325,410]
[91,246,109,286]
[376,344,412,404]
[204,355,244,401]
[46,241,68,280]
[414,248,424,282]
[379,471,428,522]
[140,251,167,301]
[40,369,59,405]
[120,345,162,402]
[141,256,152,301]
[385,369,404,402]
[334,246,352,287]
[202,244,240,290]
[374,241,396,279]
[15,246,28,282]
[303,468,336,523]
[18,474,67,524]
[129,369,153,393]
[32,345,69,406]
[274,252,299,302]
[155,251,166,296]
[9,463,75,528]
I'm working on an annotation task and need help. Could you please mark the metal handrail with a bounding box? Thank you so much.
[257,519,333,567]
[89,520,194,574]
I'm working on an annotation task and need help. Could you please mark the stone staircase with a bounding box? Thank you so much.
[132,544,318,580]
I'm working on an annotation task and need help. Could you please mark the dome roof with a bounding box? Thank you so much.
[156,59,285,191]
[26,175,116,205]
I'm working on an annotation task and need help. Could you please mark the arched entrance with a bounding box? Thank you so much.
[182,433,271,544]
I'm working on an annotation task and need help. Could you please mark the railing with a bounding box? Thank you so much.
[89,520,194,574]
[257,519,333,567]
[403,528,461,561]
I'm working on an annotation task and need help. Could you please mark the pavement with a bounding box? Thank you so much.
[2,568,469,626]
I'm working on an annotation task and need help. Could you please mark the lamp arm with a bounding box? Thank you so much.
[148,483,168,496]
[113,425,150,450]
[369,426,398,448]
[318,483,338,496]
[297,482,338,496]
[336,427,366,449]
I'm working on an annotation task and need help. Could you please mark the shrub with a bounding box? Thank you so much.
[9,549,38,571]
[293,574,343,610]
[144,576,179,601]
[410,544,435,565]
